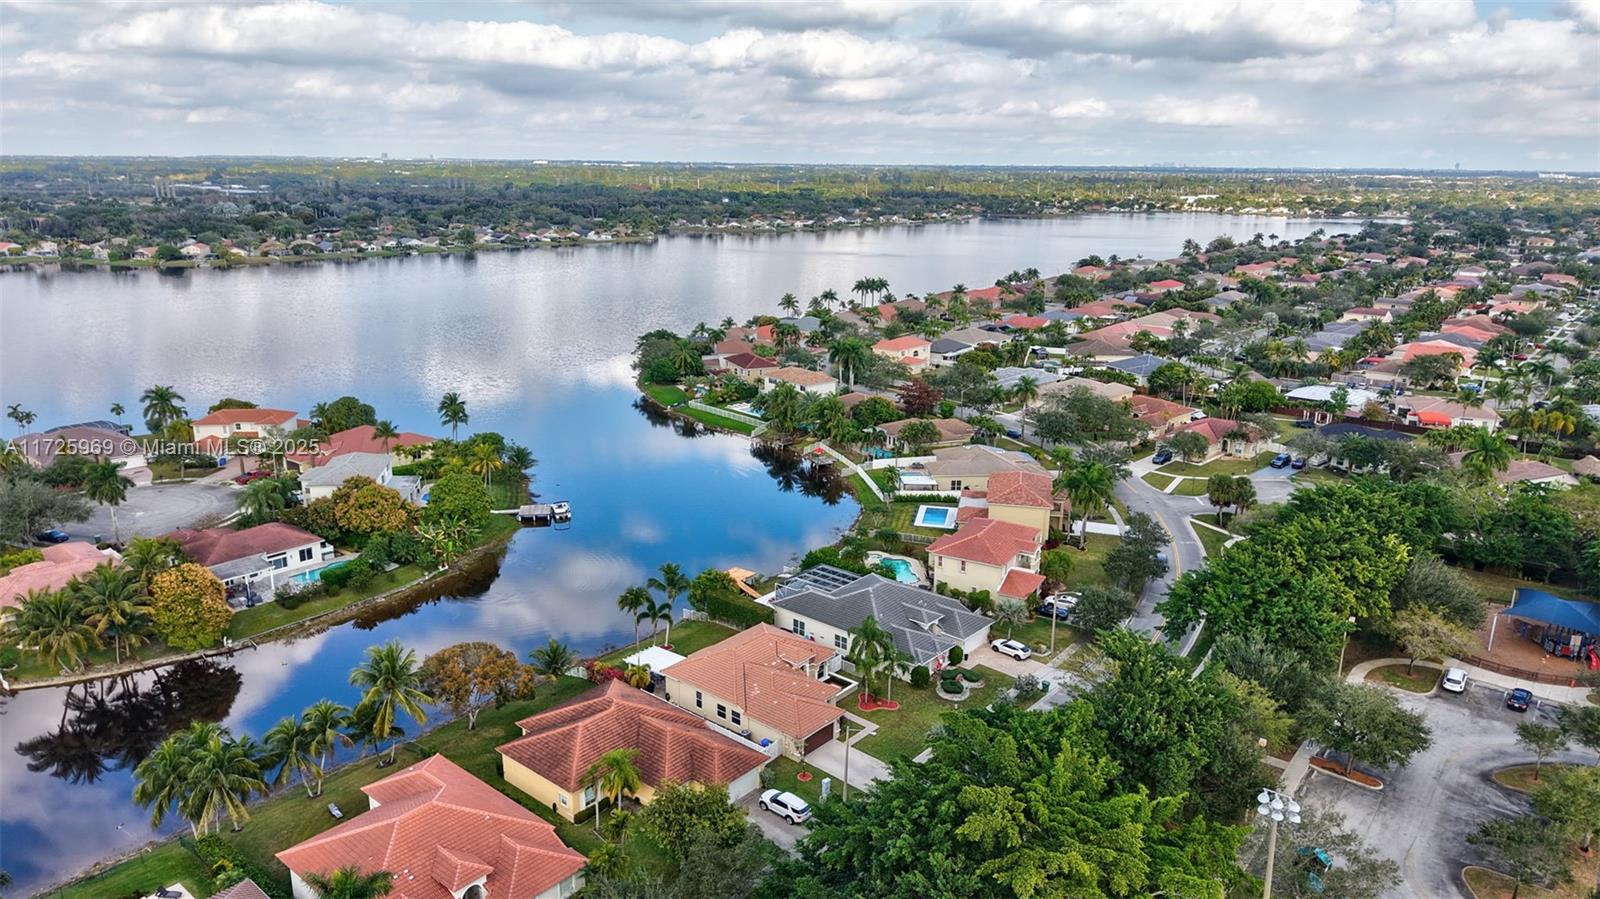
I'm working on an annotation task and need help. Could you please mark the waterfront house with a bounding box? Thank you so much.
[721,351,780,380]
[957,470,1066,541]
[164,522,334,601]
[12,424,149,483]
[770,566,994,677]
[0,543,122,610]
[917,445,1046,491]
[286,424,435,469]
[192,407,301,454]
[760,366,839,396]
[927,517,1045,601]
[498,680,768,820]
[661,624,848,760]
[277,754,586,899]
[877,417,975,450]
[295,451,421,503]
[872,335,931,368]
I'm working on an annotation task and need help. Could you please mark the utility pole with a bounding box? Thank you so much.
[841,720,853,801]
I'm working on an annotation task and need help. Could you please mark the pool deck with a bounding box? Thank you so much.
[912,503,959,530]
[867,551,928,586]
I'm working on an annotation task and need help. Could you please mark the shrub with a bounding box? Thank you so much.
[695,585,775,628]
[191,835,290,899]
[319,562,356,591]
[940,679,964,695]
[150,563,231,650]
[343,557,375,589]
[0,547,43,575]
[960,669,982,683]
[801,546,870,575]
[947,645,964,666]
[910,665,931,688]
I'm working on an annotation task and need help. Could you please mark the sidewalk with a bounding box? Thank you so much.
[1346,656,1594,705]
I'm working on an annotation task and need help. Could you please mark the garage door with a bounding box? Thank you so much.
[727,766,762,801]
[803,723,834,755]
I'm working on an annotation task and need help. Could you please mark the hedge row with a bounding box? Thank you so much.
[698,589,775,628]
[192,835,291,899]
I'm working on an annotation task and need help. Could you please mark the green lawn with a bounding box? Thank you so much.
[1141,471,1175,492]
[678,404,758,434]
[488,475,530,509]
[1291,467,1345,486]
[643,383,689,406]
[1454,566,1593,605]
[1172,478,1210,496]
[1055,534,1119,589]
[765,756,830,806]
[596,618,739,666]
[863,501,957,539]
[1157,451,1276,478]
[55,840,215,899]
[1005,615,1084,656]
[852,666,1016,762]
[1189,519,1231,558]
[1364,663,1440,693]
[227,564,426,639]
[1491,763,1581,794]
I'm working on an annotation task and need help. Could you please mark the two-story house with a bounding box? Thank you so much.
[295,451,422,503]
[872,335,931,369]
[926,517,1046,602]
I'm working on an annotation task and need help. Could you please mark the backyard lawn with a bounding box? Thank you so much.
[1056,534,1119,589]
[859,500,958,540]
[596,618,739,666]
[55,841,216,899]
[1157,451,1276,478]
[852,665,1016,762]
[643,383,689,406]
[227,563,426,639]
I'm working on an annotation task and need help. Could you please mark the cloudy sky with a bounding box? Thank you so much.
[2,0,1597,170]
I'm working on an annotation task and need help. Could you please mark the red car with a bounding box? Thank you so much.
[234,470,272,485]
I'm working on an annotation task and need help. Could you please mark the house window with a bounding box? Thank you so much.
[269,556,288,570]
[716,704,727,720]
[298,547,314,563]
[792,619,806,636]
[695,691,703,709]
[834,634,849,651]
[951,480,962,490]
[731,710,742,726]
[959,560,967,572]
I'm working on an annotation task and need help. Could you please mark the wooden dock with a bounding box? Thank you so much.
[517,501,572,524]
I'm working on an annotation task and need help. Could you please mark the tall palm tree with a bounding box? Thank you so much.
[310,402,331,428]
[580,747,642,836]
[1058,462,1116,549]
[122,536,184,592]
[616,586,651,646]
[139,385,187,433]
[372,420,399,453]
[302,866,395,899]
[109,402,125,423]
[182,731,267,833]
[994,598,1030,639]
[73,565,150,663]
[827,337,872,389]
[529,638,578,681]
[637,595,672,645]
[6,404,36,437]
[436,392,469,441]
[3,588,96,672]
[504,444,537,483]
[302,700,352,797]
[81,460,133,544]
[241,476,289,524]
[1460,429,1514,484]
[131,733,191,831]
[1011,376,1041,436]
[648,563,690,609]
[348,641,432,765]
[779,292,801,317]
[847,616,897,703]
[467,442,502,488]
[263,713,322,797]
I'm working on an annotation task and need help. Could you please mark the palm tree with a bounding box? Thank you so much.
[73,565,150,663]
[647,563,690,646]
[467,441,503,488]
[580,747,642,836]
[263,713,322,797]
[81,460,134,544]
[529,638,578,681]
[847,616,896,703]
[637,595,672,646]
[1058,462,1116,549]
[301,700,352,797]
[310,402,331,428]
[994,598,1030,639]
[302,866,395,899]
[131,732,192,831]
[1460,429,1514,483]
[348,641,432,765]
[827,337,872,389]
[183,732,267,833]
[122,536,184,592]
[139,385,187,433]
[3,588,96,672]
[779,292,801,317]
[504,444,537,483]
[616,586,651,646]
[109,402,125,423]
[241,476,289,524]
[1011,376,1041,436]
[6,403,36,437]
[372,420,399,453]
[436,392,469,441]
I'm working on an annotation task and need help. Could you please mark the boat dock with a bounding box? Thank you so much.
[517,501,572,524]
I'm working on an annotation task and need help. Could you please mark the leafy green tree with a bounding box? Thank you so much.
[1102,511,1168,592]
[1558,705,1600,761]
[1389,606,1475,675]
[240,475,292,525]
[1166,430,1210,463]
[1301,683,1431,776]
[1514,723,1568,783]
[895,419,941,455]
[349,640,432,764]
[1531,764,1600,853]
[0,477,91,543]
[1242,805,1400,899]
[422,469,492,530]
[132,721,267,836]
[420,641,536,730]
[851,396,900,427]
[1467,815,1571,899]
[1038,548,1073,587]
[637,781,749,861]
[318,395,378,434]
[149,563,231,650]
[1389,551,1484,629]
[1070,585,1138,634]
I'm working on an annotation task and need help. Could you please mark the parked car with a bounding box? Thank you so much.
[759,789,812,824]
[1269,453,1292,469]
[1291,456,1307,470]
[1505,687,1533,712]
[991,638,1032,661]
[234,469,272,485]
[1441,667,1468,693]
[1152,448,1174,465]
[1292,418,1317,428]
[33,529,70,544]
[1005,428,1023,439]
[1035,602,1072,621]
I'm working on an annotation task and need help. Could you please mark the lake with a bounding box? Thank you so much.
[0,213,1351,891]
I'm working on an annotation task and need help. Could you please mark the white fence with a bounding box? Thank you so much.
[686,400,763,428]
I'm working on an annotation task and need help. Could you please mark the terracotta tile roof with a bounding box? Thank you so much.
[985,471,1055,509]
[0,543,120,609]
[1177,416,1261,445]
[713,338,755,356]
[498,680,767,789]
[764,367,837,388]
[927,517,1041,567]
[723,352,779,371]
[879,418,974,443]
[997,570,1047,599]
[276,755,584,899]
[662,624,844,739]
[164,523,321,567]
[1149,279,1185,290]
[873,336,930,352]
[289,425,435,466]
[192,408,297,427]
[212,880,271,899]
[1129,395,1195,427]
[1004,315,1049,329]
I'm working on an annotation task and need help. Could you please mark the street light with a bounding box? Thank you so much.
[1256,787,1301,899]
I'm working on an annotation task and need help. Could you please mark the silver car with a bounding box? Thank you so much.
[1441,667,1468,693]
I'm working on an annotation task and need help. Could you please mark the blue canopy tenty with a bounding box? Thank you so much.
[1504,588,1600,634]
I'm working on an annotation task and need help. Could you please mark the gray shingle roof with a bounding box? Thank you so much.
[772,567,993,666]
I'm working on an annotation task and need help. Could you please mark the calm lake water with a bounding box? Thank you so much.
[0,213,1350,891]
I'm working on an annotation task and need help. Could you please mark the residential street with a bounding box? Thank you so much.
[61,481,240,543]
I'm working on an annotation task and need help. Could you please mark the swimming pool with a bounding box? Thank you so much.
[867,553,922,585]
[292,562,344,585]
[914,505,958,529]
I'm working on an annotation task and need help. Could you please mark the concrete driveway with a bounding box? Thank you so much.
[740,792,805,853]
[63,481,240,543]
[1297,682,1591,899]
[973,646,1052,679]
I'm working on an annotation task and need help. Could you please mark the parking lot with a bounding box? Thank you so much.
[1298,681,1592,899]
[60,480,240,543]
